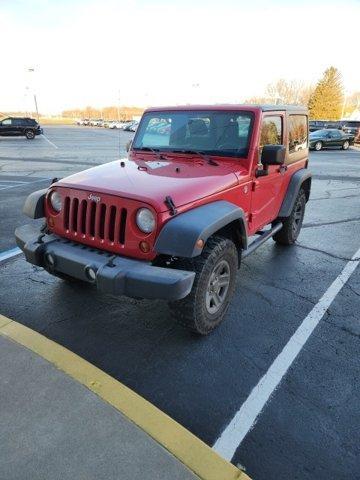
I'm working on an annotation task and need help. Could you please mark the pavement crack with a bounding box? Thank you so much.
[29,276,54,286]
[322,317,360,340]
[265,283,316,305]
[346,284,360,297]
[303,217,360,229]
[295,243,360,261]
[279,286,316,305]
[242,284,273,306]
[38,317,70,333]
[340,326,360,339]
[310,194,360,201]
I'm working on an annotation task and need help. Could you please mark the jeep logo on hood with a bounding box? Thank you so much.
[88,194,101,203]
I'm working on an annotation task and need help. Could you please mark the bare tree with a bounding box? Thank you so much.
[246,79,314,106]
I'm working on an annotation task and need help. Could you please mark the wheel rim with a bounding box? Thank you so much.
[205,259,231,315]
[344,141,349,149]
[315,142,321,150]
[293,200,304,235]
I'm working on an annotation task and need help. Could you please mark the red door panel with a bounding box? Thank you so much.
[250,113,286,232]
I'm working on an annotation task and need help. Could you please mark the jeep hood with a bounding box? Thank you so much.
[56,156,244,212]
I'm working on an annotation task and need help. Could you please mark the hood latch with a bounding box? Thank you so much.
[165,196,178,216]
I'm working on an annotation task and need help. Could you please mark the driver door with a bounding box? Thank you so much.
[328,130,342,146]
[250,114,286,232]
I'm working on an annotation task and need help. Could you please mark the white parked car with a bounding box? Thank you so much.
[77,118,90,126]
[108,121,121,129]
[90,119,103,127]
[114,121,129,129]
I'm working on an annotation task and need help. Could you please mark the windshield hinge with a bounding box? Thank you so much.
[165,196,178,216]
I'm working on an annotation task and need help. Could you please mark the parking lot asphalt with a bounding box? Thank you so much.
[0,126,359,480]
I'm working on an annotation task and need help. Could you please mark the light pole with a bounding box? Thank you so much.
[27,67,40,123]
[117,89,121,121]
[341,91,348,120]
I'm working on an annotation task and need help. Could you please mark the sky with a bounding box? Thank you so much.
[1,0,359,114]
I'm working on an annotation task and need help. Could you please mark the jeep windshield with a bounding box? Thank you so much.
[133,110,254,158]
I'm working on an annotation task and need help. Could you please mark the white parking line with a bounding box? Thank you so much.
[213,245,360,461]
[0,180,27,183]
[0,247,22,263]
[41,134,58,149]
[0,178,50,191]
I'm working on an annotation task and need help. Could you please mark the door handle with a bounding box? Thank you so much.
[278,165,288,174]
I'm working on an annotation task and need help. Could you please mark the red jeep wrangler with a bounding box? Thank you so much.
[16,105,311,334]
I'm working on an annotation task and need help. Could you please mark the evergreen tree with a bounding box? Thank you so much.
[308,67,344,120]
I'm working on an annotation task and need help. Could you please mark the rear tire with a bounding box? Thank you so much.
[273,189,306,245]
[169,236,238,335]
[314,141,322,151]
[342,140,350,150]
[25,129,35,140]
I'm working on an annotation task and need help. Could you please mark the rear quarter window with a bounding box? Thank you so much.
[288,115,308,160]
[13,118,25,126]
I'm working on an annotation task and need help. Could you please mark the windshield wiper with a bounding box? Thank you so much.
[173,149,218,166]
[135,146,159,152]
[134,146,167,160]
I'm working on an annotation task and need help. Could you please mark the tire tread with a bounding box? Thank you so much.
[169,236,238,334]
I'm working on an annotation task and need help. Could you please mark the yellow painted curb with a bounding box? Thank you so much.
[0,314,250,480]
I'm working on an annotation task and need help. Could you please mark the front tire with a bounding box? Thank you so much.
[169,236,238,335]
[342,140,350,150]
[273,189,306,245]
[314,141,322,151]
[25,129,35,140]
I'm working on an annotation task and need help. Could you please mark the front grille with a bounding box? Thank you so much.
[63,196,127,245]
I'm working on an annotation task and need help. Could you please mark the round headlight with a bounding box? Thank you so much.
[136,208,155,233]
[49,190,62,212]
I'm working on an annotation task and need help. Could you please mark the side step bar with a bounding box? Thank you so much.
[242,223,283,258]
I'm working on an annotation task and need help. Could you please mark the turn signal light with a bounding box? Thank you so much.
[196,239,204,249]
[48,216,55,228]
[139,241,150,253]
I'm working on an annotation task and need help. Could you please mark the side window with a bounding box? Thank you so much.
[260,116,282,147]
[13,118,23,126]
[288,115,308,154]
[2,118,12,125]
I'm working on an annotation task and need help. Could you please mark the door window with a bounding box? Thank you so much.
[2,119,12,125]
[260,116,282,147]
[330,130,341,139]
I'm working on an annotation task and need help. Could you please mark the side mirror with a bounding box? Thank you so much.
[261,145,286,166]
[126,140,132,152]
[256,145,286,178]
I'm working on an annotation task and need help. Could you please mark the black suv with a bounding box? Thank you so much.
[0,117,43,140]
[309,120,342,132]
[342,121,360,143]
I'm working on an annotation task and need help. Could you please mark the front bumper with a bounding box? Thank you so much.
[15,224,195,301]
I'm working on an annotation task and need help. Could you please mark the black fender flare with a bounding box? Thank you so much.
[23,188,47,219]
[154,200,248,258]
[278,169,312,218]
